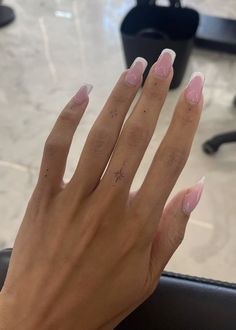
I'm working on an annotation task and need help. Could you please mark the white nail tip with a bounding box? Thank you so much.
[161,48,176,64]
[189,72,205,83]
[195,176,206,187]
[197,176,206,185]
[132,57,148,72]
[195,176,205,201]
[85,84,93,95]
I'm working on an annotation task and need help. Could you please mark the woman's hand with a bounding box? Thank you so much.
[0,49,205,330]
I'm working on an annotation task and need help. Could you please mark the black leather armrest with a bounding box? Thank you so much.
[117,272,236,330]
[0,248,12,290]
[1,249,236,330]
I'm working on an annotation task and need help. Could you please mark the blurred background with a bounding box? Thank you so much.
[0,0,236,281]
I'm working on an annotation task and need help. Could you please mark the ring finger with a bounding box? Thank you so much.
[136,72,205,223]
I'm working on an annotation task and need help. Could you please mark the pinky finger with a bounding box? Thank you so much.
[150,177,205,278]
[37,84,93,193]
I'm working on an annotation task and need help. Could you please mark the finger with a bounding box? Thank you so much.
[128,190,138,205]
[104,179,205,328]
[150,177,205,278]
[69,58,147,196]
[136,72,204,216]
[100,49,176,196]
[37,84,92,192]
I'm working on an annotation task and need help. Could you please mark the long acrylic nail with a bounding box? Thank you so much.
[125,57,147,86]
[182,176,205,216]
[185,72,204,105]
[74,84,93,105]
[153,48,176,79]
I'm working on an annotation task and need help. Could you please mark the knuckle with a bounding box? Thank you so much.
[176,110,196,126]
[59,109,77,124]
[125,123,149,148]
[44,136,67,157]
[44,137,57,155]
[144,81,168,102]
[167,226,185,248]
[159,146,187,173]
[111,89,128,105]
[88,126,111,154]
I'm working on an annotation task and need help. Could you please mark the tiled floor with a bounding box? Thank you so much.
[0,0,236,281]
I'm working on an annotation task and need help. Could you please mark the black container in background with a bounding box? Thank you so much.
[120,2,199,89]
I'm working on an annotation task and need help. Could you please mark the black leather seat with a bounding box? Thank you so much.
[1,248,236,330]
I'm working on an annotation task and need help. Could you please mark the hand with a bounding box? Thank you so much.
[0,49,205,330]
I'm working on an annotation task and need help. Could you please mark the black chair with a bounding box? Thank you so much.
[195,14,236,155]
[1,248,236,329]
[202,96,236,154]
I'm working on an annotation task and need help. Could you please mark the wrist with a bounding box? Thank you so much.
[0,294,15,330]
[0,293,21,330]
[0,292,37,330]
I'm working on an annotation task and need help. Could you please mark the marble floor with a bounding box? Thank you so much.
[0,0,236,282]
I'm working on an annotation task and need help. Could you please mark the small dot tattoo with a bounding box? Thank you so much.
[110,109,118,118]
[114,168,125,183]
[69,103,76,110]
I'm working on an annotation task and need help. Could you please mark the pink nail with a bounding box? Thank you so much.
[185,72,204,105]
[125,57,147,86]
[74,84,93,105]
[182,176,205,216]
[153,48,176,79]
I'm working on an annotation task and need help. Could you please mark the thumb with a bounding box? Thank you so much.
[150,176,205,277]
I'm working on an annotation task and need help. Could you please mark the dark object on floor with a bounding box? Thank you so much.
[197,13,236,155]
[120,0,199,89]
[1,248,236,330]
[203,97,236,155]
[0,4,15,28]
[203,131,236,154]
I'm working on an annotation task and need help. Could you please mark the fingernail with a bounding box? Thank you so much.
[125,57,148,86]
[74,84,93,105]
[182,176,205,216]
[185,72,204,105]
[153,48,176,79]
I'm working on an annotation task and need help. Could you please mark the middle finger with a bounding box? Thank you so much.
[99,49,176,195]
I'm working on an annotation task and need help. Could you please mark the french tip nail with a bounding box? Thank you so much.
[161,48,176,64]
[197,176,206,186]
[185,71,205,105]
[132,57,148,72]
[74,84,92,105]
[182,176,206,216]
[85,83,93,95]
[189,72,205,84]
